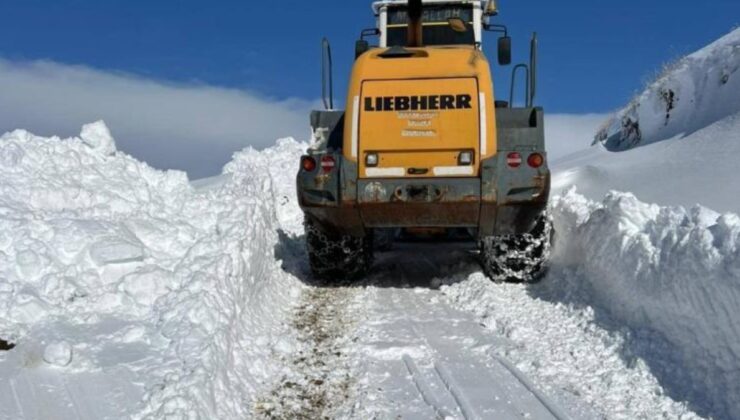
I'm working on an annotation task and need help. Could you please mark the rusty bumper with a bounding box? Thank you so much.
[298,154,549,237]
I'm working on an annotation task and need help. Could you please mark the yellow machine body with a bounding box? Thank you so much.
[344,46,497,179]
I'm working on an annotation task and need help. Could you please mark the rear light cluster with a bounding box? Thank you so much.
[301,156,316,172]
[506,152,522,168]
[365,151,475,167]
[301,155,337,173]
[320,155,336,172]
[507,152,544,169]
[366,153,379,167]
[458,150,474,166]
[527,153,544,168]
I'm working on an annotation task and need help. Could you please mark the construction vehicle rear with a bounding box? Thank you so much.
[297,0,551,282]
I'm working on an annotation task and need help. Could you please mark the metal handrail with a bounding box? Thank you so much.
[530,32,538,105]
[509,64,530,108]
[321,38,334,110]
[508,33,539,108]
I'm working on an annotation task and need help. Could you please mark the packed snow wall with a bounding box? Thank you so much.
[0,122,308,419]
[551,189,740,418]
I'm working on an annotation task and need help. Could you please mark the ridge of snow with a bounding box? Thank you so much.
[80,120,117,156]
[440,189,740,419]
[596,28,740,150]
[0,122,309,419]
[549,189,740,418]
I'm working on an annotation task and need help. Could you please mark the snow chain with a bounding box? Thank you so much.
[480,211,553,283]
[305,217,373,281]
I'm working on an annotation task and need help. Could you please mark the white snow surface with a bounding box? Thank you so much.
[596,28,740,151]
[553,112,740,214]
[43,341,73,367]
[538,28,740,419]
[1,121,734,419]
[549,189,740,418]
[554,28,740,214]
[0,123,308,419]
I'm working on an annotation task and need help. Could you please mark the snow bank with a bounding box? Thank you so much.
[0,122,308,419]
[440,272,698,420]
[440,189,739,418]
[596,28,740,150]
[550,189,740,418]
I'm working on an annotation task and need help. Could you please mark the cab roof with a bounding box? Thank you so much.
[372,0,485,15]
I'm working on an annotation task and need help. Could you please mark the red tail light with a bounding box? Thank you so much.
[301,156,316,172]
[320,155,336,173]
[527,153,544,168]
[507,152,522,168]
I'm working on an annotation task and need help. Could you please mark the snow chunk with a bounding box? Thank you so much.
[0,281,12,294]
[43,341,73,367]
[0,141,25,167]
[119,266,173,307]
[80,120,116,156]
[13,295,49,324]
[89,238,145,265]
[15,250,45,280]
[550,190,740,418]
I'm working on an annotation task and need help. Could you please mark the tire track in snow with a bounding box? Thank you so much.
[253,286,359,419]
[402,355,457,419]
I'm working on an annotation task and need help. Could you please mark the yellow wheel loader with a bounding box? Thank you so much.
[297,0,551,282]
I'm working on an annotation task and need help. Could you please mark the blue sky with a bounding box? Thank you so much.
[0,1,737,177]
[2,0,737,114]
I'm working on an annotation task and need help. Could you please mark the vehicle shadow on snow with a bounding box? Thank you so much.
[274,230,477,290]
[528,267,713,419]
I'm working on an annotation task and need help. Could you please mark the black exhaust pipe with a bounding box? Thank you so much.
[407,0,423,47]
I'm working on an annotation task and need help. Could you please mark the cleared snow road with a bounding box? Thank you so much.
[255,242,573,420]
[255,221,705,420]
[350,243,570,420]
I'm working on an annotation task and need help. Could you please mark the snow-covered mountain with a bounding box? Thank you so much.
[597,29,740,151]
[553,28,740,214]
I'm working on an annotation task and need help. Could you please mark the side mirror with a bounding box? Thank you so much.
[355,40,370,59]
[498,36,512,66]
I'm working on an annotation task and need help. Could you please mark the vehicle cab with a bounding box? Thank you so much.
[373,0,489,48]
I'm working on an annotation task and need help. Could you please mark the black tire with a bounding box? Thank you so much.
[305,216,373,281]
[374,228,396,252]
[480,211,553,283]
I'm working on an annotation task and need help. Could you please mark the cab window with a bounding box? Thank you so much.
[386,5,475,46]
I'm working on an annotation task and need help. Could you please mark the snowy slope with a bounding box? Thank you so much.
[553,112,740,214]
[553,28,740,214]
[0,123,308,419]
[596,28,740,151]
